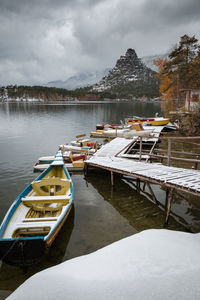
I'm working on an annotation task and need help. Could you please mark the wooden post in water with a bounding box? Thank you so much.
[165,189,173,224]
[139,137,142,161]
[142,182,146,192]
[194,155,199,170]
[84,163,88,176]
[111,171,114,186]
[167,138,171,166]
[165,188,169,211]
[136,178,140,192]
[147,182,158,204]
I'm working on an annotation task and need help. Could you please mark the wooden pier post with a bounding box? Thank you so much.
[139,137,142,161]
[165,188,169,210]
[165,189,173,224]
[194,155,199,170]
[167,138,171,166]
[142,182,146,192]
[111,171,114,186]
[136,178,140,192]
[147,182,158,204]
[84,163,88,176]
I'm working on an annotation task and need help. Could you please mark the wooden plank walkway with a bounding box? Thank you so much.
[86,138,200,196]
[93,137,135,157]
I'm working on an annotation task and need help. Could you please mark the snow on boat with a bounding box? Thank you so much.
[125,116,170,126]
[0,150,74,266]
[38,153,86,165]
[90,126,154,138]
[60,144,96,154]
[103,129,154,138]
[34,162,84,173]
[38,156,55,164]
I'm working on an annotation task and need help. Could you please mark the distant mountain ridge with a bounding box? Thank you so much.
[45,51,166,92]
[141,53,168,71]
[46,69,110,90]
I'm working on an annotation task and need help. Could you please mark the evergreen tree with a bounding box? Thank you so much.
[163,34,200,90]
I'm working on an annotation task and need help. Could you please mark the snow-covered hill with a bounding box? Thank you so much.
[92,48,159,94]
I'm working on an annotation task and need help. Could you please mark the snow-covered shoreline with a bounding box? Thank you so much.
[7,229,200,300]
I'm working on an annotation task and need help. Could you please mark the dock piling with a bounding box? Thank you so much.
[165,189,173,224]
[111,171,114,186]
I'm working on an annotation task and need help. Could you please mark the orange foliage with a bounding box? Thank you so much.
[154,58,177,100]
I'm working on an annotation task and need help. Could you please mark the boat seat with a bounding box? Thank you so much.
[28,203,63,213]
[12,222,55,238]
[22,195,71,202]
[22,195,70,214]
[32,178,71,196]
[23,217,58,222]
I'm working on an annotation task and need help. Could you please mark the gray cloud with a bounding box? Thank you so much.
[0,0,200,85]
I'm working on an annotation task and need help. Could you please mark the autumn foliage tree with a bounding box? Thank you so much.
[154,58,177,100]
[154,34,200,100]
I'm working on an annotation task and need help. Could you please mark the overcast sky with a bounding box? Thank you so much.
[0,0,200,85]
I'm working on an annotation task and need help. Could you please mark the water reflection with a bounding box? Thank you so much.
[85,170,193,232]
[0,101,199,297]
[0,206,74,293]
[0,101,164,122]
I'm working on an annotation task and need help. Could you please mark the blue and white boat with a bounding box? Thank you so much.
[0,150,74,266]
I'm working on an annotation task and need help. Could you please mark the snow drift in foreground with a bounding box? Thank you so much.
[8,230,200,300]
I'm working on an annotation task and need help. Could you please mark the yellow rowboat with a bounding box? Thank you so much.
[0,150,73,266]
[125,117,170,126]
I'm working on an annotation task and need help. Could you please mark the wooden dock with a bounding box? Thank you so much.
[85,137,200,224]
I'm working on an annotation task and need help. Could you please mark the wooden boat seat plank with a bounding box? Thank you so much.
[23,217,58,223]
[15,221,55,228]
[22,195,71,201]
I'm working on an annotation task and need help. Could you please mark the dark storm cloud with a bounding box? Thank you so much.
[0,0,103,15]
[144,0,200,24]
[0,0,199,85]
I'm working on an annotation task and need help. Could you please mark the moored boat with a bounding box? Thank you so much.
[0,150,73,266]
[125,116,170,126]
[59,144,96,154]
[34,162,84,173]
[38,153,86,165]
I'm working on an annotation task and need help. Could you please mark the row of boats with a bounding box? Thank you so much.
[91,117,170,138]
[0,115,170,266]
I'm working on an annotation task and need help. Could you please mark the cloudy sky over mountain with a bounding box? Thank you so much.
[0,0,200,85]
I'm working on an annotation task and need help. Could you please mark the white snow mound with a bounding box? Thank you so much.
[7,229,200,300]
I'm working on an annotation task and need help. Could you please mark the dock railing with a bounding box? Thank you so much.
[139,136,200,169]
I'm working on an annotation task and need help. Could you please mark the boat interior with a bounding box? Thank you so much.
[2,166,72,239]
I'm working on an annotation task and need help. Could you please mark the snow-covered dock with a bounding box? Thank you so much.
[85,137,200,223]
[86,156,200,195]
[86,137,200,195]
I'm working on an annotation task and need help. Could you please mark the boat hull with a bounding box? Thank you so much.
[126,118,169,126]
[0,204,73,266]
[0,150,74,266]
[0,238,46,266]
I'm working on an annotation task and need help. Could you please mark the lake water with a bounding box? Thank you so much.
[0,101,199,298]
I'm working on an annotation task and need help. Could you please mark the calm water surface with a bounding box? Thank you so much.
[0,101,199,298]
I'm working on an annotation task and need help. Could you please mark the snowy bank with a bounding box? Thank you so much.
[8,229,200,300]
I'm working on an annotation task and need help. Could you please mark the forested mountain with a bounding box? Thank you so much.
[92,49,160,97]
